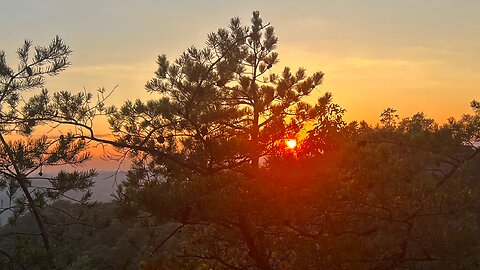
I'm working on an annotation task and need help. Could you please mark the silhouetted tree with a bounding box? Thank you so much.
[0,37,110,269]
[106,11,480,268]
[106,11,335,269]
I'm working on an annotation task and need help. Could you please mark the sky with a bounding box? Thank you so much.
[2,0,480,169]
[2,0,480,122]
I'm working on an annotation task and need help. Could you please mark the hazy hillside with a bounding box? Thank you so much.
[0,171,126,225]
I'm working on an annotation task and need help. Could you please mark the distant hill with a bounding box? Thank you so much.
[0,171,126,225]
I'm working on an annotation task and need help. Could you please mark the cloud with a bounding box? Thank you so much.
[68,63,153,74]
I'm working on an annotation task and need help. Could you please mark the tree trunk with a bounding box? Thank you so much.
[238,213,273,270]
[0,134,56,269]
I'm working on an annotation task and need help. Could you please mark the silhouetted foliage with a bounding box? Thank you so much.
[108,12,480,270]
[0,37,111,269]
[105,11,341,270]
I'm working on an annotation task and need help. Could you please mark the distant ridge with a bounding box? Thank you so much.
[0,171,127,225]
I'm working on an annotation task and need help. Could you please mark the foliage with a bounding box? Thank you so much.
[0,201,184,270]
[0,37,110,268]
[109,12,480,270]
[107,11,340,270]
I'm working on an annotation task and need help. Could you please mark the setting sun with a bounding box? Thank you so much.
[286,139,297,149]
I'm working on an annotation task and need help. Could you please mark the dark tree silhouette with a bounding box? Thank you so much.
[105,12,480,269]
[104,11,345,269]
[0,37,111,269]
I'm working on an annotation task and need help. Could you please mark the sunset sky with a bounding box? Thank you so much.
[2,0,480,156]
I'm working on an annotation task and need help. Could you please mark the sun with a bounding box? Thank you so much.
[286,139,297,149]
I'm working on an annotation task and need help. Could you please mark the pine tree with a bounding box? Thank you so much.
[0,37,108,269]
[108,11,338,269]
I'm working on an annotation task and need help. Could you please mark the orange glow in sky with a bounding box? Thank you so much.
[3,1,480,170]
[3,1,478,124]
